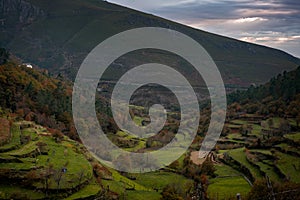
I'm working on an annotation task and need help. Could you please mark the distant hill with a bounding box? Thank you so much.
[1,0,300,87]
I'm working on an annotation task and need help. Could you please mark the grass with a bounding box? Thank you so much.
[126,190,161,200]
[21,128,39,140]
[152,146,189,167]
[102,179,125,193]
[208,176,251,200]
[124,139,146,152]
[230,120,248,125]
[227,133,243,140]
[275,143,299,154]
[176,153,186,170]
[0,124,21,152]
[224,139,246,144]
[103,168,150,191]
[103,170,193,200]
[227,148,262,179]
[5,141,37,156]
[133,116,144,126]
[208,164,251,199]
[0,162,35,170]
[288,119,297,126]
[35,137,93,189]
[284,132,300,142]
[112,131,146,152]
[214,164,241,176]
[227,124,241,129]
[0,184,45,199]
[249,149,273,156]
[116,130,128,137]
[0,118,10,146]
[134,171,193,191]
[269,117,282,128]
[65,182,101,199]
[0,121,102,199]
[251,124,262,135]
[0,120,195,200]
[258,163,280,181]
[275,152,300,183]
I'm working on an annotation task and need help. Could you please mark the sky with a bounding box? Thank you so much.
[107,0,300,58]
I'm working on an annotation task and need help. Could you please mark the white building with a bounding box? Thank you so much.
[22,63,33,68]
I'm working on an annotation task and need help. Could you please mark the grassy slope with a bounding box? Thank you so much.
[101,169,193,200]
[0,121,100,199]
[0,118,10,145]
[284,132,300,142]
[275,152,300,183]
[0,124,21,152]
[0,123,191,200]
[222,116,300,185]
[227,148,262,179]
[208,164,251,199]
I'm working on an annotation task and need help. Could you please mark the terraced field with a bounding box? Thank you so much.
[0,120,194,199]
[1,115,299,199]
[0,120,102,199]
[208,164,251,199]
[212,116,300,198]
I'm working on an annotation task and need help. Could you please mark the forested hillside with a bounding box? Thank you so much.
[0,52,75,139]
[228,66,300,119]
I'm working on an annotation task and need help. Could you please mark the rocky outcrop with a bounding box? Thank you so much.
[0,0,45,24]
[0,0,45,47]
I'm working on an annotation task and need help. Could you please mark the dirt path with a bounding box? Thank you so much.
[190,151,220,165]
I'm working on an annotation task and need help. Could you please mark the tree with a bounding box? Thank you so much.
[201,160,216,177]
[279,119,290,135]
[169,160,180,170]
[76,168,91,189]
[240,124,250,136]
[41,164,54,196]
[161,184,184,200]
[296,113,300,127]
[0,48,9,65]
[54,168,64,192]
[247,179,300,200]
[267,118,274,128]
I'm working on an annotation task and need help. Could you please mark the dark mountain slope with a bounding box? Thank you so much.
[1,0,300,86]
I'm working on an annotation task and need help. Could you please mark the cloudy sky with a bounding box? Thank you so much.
[108,0,300,58]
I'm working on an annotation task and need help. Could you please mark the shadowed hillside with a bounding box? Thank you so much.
[0,0,299,87]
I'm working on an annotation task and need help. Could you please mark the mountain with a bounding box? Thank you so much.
[1,0,300,87]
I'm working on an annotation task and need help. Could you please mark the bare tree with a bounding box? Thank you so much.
[42,164,53,196]
[76,168,86,190]
[54,168,64,192]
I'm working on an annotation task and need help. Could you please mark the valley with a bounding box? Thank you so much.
[0,0,300,199]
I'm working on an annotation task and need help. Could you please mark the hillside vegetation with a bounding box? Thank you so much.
[228,66,300,119]
[0,60,77,139]
[206,68,300,199]
[0,120,105,199]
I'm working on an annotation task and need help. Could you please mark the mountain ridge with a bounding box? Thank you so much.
[1,0,300,87]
